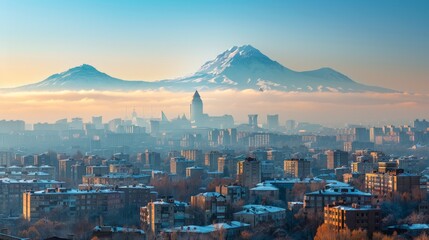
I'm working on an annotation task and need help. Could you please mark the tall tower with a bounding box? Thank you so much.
[248,114,258,127]
[190,90,203,123]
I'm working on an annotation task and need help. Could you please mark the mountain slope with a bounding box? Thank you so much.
[10,46,396,93]
[14,64,154,91]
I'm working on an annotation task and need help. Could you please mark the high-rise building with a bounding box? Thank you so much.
[414,119,429,131]
[369,127,383,143]
[205,151,222,172]
[248,114,258,128]
[92,116,103,129]
[326,150,348,169]
[228,128,238,145]
[267,114,279,131]
[353,127,370,142]
[58,158,76,182]
[285,120,296,131]
[182,149,204,167]
[144,150,161,169]
[71,162,85,186]
[170,157,194,177]
[218,155,239,177]
[0,151,13,167]
[190,90,203,124]
[237,157,261,188]
[284,159,311,178]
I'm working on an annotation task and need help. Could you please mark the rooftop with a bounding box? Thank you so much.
[306,185,371,197]
[164,221,250,234]
[235,205,286,215]
[250,183,278,191]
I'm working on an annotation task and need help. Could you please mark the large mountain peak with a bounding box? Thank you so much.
[197,45,284,75]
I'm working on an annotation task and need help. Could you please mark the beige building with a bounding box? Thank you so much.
[324,203,381,236]
[190,192,227,225]
[23,188,123,220]
[140,197,190,234]
[365,169,424,200]
[326,150,348,169]
[170,157,194,177]
[237,157,261,188]
[284,159,311,178]
[182,149,204,167]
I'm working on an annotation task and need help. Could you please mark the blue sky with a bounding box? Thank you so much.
[1,0,429,92]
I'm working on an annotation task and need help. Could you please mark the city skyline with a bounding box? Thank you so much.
[1,1,428,238]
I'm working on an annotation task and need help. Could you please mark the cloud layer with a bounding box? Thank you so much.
[0,90,427,127]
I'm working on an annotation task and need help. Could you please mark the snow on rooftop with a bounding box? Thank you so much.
[250,183,278,191]
[235,205,286,215]
[164,221,249,234]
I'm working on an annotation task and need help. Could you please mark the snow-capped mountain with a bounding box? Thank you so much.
[10,45,395,93]
[14,64,152,91]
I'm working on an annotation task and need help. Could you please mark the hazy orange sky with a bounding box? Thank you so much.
[0,90,427,127]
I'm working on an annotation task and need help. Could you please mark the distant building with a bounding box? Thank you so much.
[142,151,161,170]
[326,150,348,169]
[170,157,194,177]
[248,114,258,128]
[186,166,204,180]
[284,159,311,178]
[351,161,375,174]
[71,162,85,186]
[205,151,222,172]
[365,169,425,200]
[249,183,279,203]
[92,226,146,240]
[182,149,204,167]
[267,114,279,131]
[324,203,381,236]
[0,178,63,216]
[216,184,247,205]
[162,221,250,240]
[86,165,109,176]
[23,188,123,221]
[304,184,372,213]
[237,157,261,188]
[233,205,286,227]
[190,91,203,125]
[119,184,154,218]
[190,192,227,225]
[218,155,239,177]
[82,173,150,186]
[140,197,190,234]
[58,158,76,182]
